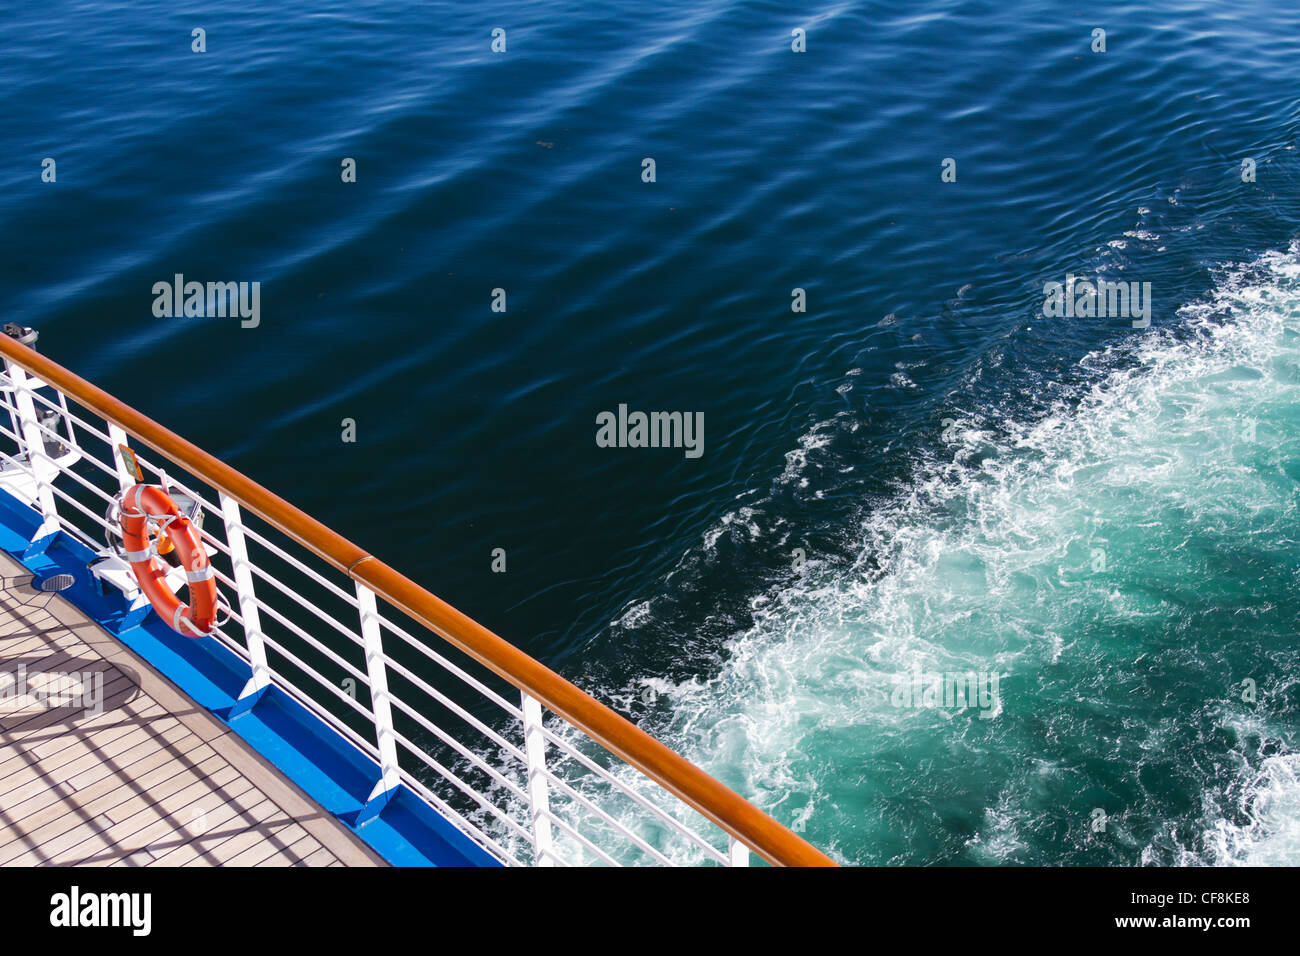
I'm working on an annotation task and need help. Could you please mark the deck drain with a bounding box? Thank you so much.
[38,573,76,592]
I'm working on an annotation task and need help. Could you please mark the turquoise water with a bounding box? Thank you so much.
[3,1,1300,864]
[609,249,1300,864]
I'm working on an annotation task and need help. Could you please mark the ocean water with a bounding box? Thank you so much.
[3,0,1300,865]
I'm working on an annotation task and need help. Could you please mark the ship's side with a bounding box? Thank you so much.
[0,328,834,867]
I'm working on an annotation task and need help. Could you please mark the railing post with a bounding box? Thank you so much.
[107,423,136,493]
[8,363,60,551]
[355,582,401,822]
[102,422,158,624]
[521,692,555,866]
[728,836,750,867]
[221,493,271,714]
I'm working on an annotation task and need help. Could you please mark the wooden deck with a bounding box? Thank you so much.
[0,551,384,867]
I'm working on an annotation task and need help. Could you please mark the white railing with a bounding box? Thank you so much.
[0,355,756,867]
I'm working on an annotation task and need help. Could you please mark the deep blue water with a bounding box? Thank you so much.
[4,0,1300,864]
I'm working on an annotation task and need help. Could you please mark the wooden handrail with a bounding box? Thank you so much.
[0,333,836,867]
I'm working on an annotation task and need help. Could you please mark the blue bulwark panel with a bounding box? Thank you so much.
[0,488,501,867]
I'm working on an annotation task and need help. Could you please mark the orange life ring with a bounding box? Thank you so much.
[119,484,218,637]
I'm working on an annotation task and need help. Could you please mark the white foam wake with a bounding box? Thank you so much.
[521,243,1300,865]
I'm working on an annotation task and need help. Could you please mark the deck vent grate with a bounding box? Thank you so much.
[38,574,76,592]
